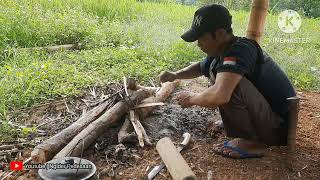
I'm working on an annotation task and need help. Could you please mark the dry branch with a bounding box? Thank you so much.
[129,110,144,147]
[54,89,151,158]
[136,120,152,146]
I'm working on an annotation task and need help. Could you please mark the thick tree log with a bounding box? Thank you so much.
[31,99,115,163]
[54,89,151,158]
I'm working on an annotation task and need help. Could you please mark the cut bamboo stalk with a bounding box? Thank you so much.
[156,137,196,180]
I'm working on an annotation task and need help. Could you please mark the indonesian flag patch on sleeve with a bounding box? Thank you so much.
[223,57,237,65]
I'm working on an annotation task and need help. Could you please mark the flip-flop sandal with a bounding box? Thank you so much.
[221,141,264,159]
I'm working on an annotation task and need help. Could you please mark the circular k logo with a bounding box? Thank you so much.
[278,10,302,34]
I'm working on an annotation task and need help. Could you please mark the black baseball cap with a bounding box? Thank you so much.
[181,4,232,42]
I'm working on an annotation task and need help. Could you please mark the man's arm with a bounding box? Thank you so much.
[189,72,242,108]
[159,62,202,83]
[175,62,202,79]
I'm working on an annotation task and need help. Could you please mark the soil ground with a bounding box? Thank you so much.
[1,77,320,180]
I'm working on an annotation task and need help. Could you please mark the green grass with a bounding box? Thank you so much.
[0,0,319,140]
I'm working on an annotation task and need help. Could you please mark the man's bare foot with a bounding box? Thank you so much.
[212,138,267,159]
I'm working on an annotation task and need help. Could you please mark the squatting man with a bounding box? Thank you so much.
[159,4,296,159]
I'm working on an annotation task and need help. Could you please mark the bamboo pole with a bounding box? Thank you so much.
[246,0,269,44]
[19,43,82,53]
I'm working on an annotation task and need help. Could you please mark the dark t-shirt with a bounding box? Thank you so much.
[200,37,296,123]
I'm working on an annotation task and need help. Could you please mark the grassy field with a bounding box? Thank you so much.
[0,0,319,139]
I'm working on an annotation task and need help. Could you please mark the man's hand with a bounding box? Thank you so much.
[158,71,177,83]
[173,91,196,108]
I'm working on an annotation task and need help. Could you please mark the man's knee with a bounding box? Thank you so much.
[220,77,254,108]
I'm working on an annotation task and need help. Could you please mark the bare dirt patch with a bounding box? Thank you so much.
[2,77,319,180]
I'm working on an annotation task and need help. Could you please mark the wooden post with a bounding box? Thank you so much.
[285,96,300,170]
[246,0,269,44]
[287,97,300,152]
